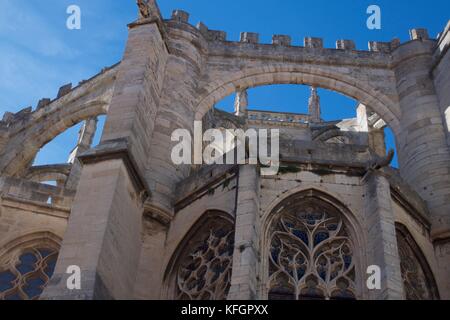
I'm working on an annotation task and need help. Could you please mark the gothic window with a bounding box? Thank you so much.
[174,215,234,300]
[396,225,439,300]
[268,199,356,300]
[0,248,58,300]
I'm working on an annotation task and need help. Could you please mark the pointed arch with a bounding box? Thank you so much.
[163,210,235,300]
[395,223,440,300]
[261,188,365,300]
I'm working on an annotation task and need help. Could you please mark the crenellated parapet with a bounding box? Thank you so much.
[0,64,118,132]
[164,9,442,57]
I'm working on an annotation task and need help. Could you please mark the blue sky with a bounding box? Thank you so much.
[1,0,449,167]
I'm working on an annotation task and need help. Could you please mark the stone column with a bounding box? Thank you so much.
[431,22,450,299]
[228,165,260,300]
[42,17,169,299]
[393,33,450,241]
[145,12,205,214]
[234,89,248,117]
[308,86,321,123]
[363,170,404,300]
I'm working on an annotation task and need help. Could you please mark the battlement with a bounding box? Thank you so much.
[0,63,118,130]
[168,9,441,55]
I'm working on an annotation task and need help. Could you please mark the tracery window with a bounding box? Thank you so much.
[396,225,439,300]
[174,215,234,300]
[0,248,58,300]
[268,199,356,300]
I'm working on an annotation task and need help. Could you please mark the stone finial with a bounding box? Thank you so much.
[240,32,259,44]
[272,35,292,46]
[234,89,248,117]
[308,86,321,123]
[172,10,189,23]
[136,0,161,20]
[410,28,429,41]
[336,40,356,51]
[57,83,72,99]
[304,37,323,49]
[37,98,51,110]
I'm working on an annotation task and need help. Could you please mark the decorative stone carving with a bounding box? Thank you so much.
[396,225,439,300]
[176,219,234,300]
[268,200,356,300]
[0,248,58,300]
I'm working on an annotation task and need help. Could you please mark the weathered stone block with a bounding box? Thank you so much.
[304,37,323,48]
[272,35,291,46]
[240,32,259,44]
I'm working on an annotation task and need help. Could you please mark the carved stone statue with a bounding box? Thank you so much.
[137,0,151,19]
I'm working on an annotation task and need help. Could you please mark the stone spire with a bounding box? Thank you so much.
[136,0,162,21]
[234,89,248,117]
[65,117,98,190]
[308,86,321,123]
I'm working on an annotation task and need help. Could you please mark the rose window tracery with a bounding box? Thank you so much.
[175,219,234,300]
[268,200,356,300]
[0,248,58,300]
[396,226,439,300]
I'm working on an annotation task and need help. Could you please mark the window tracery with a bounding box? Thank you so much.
[0,248,58,300]
[175,217,234,300]
[268,199,356,300]
[396,226,439,300]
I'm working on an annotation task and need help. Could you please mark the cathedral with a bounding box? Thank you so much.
[0,0,449,300]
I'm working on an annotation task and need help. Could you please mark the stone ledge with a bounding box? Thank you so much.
[78,138,150,201]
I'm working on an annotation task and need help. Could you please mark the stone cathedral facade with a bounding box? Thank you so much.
[0,1,449,300]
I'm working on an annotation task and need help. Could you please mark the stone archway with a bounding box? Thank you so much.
[194,65,401,136]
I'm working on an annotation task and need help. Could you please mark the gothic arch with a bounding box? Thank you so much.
[163,210,235,300]
[195,65,401,135]
[0,231,62,300]
[261,189,366,300]
[395,223,440,300]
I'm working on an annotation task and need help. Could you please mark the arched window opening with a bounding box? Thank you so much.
[213,84,399,168]
[396,225,439,300]
[0,248,58,300]
[33,115,106,167]
[33,123,84,166]
[172,214,235,300]
[268,197,357,300]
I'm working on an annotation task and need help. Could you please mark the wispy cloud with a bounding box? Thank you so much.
[0,0,77,58]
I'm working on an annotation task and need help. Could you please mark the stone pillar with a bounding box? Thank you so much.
[65,117,98,190]
[42,159,145,300]
[228,165,260,300]
[363,170,404,300]
[133,217,168,299]
[393,36,450,241]
[308,86,321,123]
[234,89,248,117]
[431,22,450,299]
[42,16,169,299]
[145,16,205,214]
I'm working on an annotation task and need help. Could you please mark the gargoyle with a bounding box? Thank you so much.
[367,149,395,171]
